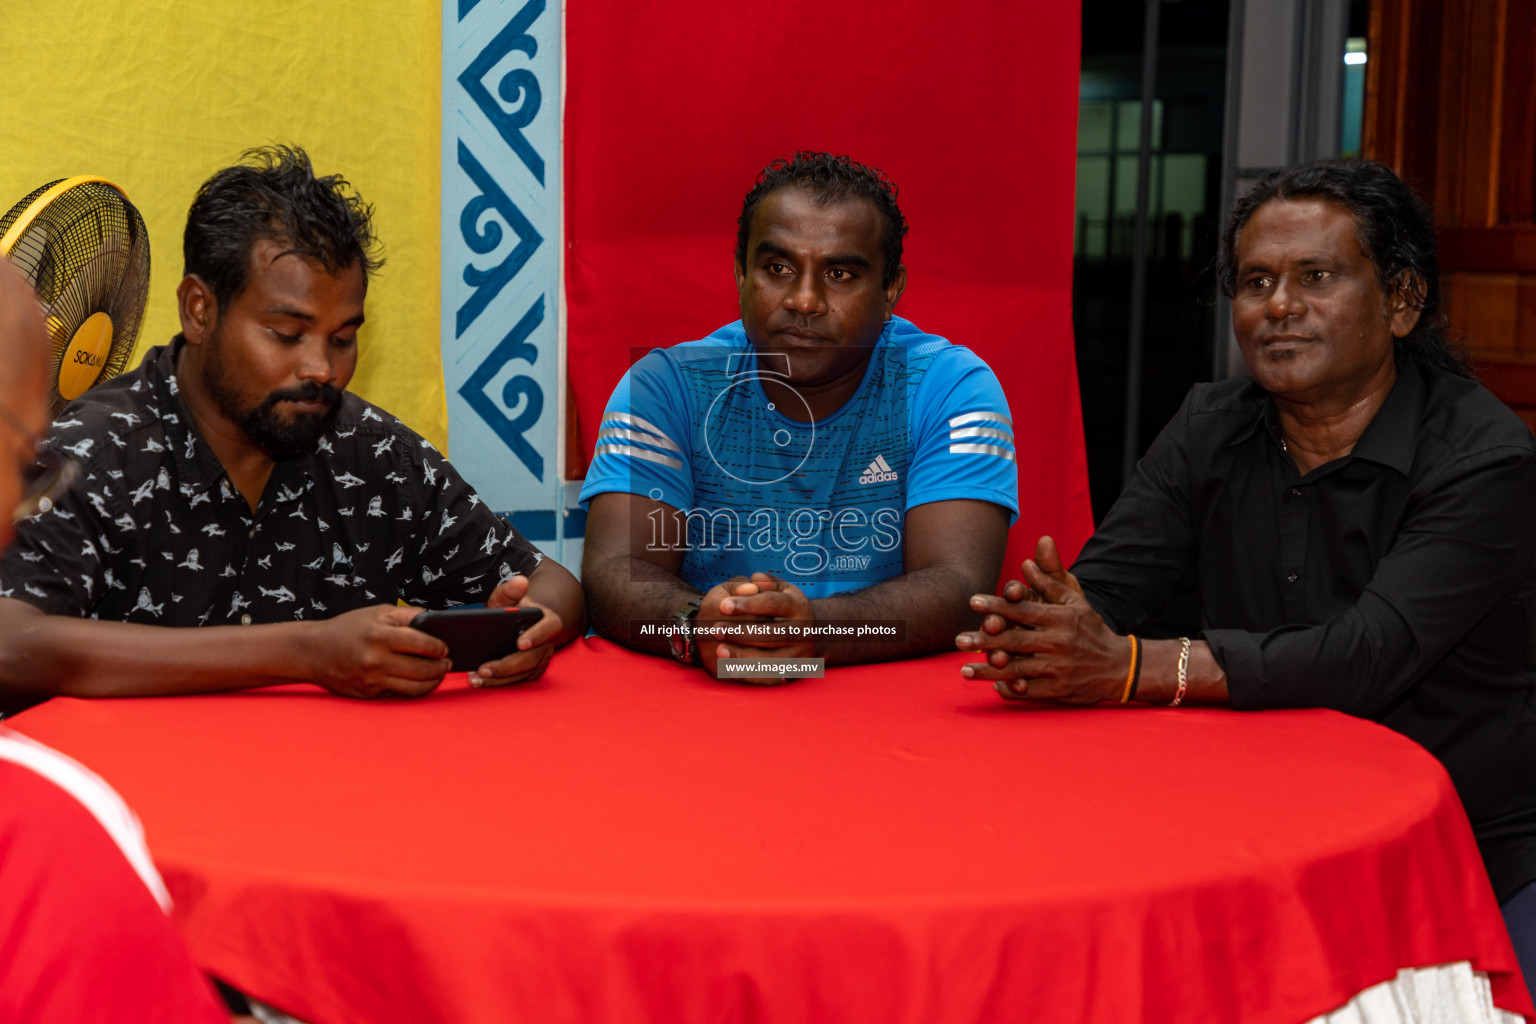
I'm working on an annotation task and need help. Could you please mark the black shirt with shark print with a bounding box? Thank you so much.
[0,338,543,625]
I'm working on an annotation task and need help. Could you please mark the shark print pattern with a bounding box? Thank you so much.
[0,338,544,627]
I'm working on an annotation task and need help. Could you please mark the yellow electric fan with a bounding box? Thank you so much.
[0,177,150,416]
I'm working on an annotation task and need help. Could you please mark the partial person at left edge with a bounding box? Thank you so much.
[0,256,230,1020]
[0,145,585,709]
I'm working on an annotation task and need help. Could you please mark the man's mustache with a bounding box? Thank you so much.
[264,382,343,410]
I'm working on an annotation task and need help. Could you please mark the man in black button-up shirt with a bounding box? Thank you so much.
[955,160,1536,973]
[0,146,585,702]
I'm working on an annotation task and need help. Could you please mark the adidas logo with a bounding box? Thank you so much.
[858,454,899,485]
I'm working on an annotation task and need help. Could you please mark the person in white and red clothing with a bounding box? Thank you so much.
[0,257,229,1022]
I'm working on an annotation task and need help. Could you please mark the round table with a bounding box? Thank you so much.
[10,638,1528,1023]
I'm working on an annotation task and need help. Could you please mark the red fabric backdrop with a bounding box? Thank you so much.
[564,1,1094,576]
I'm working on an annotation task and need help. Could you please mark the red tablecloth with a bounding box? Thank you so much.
[11,639,1529,1024]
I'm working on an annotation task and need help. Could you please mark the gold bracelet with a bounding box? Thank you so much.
[1169,637,1191,707]
[1119,634,1140,703]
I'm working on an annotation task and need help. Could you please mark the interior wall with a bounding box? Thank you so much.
[0,2,446,445]
[1368,0,1536,428]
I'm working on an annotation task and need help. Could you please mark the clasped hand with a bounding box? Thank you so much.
[955,536,1130,704]
[697,572,814,685]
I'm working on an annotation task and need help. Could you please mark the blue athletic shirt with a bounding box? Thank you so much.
[578,316,1019,599]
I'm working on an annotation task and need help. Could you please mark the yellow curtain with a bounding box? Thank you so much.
[0,1,446,447]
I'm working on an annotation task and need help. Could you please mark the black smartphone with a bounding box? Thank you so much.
[411,607,545,672]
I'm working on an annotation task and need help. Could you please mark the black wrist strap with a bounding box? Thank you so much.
[670,599,701,664]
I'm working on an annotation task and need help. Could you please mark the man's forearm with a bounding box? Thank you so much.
[808,564,985,666]
[0,606,326,699]
[583,554,701,658]
[524,560,590,646]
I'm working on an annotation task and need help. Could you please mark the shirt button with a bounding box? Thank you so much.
[248,528,256,539]
[1288,487,1302,498]
[240,614,252,625]
[1286,572,1299,584]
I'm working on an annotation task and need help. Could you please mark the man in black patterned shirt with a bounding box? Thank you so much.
[0,145,585,702]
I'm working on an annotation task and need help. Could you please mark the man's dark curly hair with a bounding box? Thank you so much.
[735,152,907,288]
[183,144,383,311]
[1218,158,1471,378]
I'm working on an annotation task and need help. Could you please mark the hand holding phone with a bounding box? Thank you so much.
[411,607,545,672]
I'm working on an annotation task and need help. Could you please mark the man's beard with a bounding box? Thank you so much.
[204,331,343,459]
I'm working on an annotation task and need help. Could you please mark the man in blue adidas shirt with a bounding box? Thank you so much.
[580,152,1018,680]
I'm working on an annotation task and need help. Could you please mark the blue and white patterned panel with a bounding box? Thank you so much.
[442,0,563,550]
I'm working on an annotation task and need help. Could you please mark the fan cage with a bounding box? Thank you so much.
[0,179,151,415]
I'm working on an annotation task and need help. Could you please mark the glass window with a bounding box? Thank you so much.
[1079,101,1114,153]
[1075,157,1112,258]
[1115,99,1163,150]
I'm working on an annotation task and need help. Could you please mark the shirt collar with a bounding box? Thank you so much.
[1237,357,1426,475]
[151,336,231,498]
[1341,358,1424,475]
[1223,379,1272,448]
[154,336,324,508]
